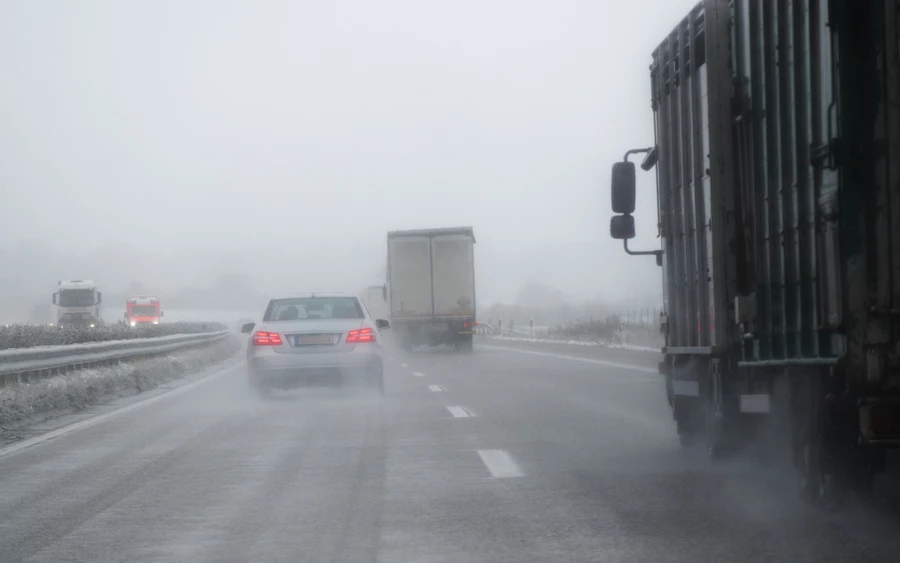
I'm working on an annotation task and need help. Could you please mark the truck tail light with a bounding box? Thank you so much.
[870,405,900,436]
[252,331,283,346]
[347,328,375,343]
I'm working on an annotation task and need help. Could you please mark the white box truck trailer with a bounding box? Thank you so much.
[387,227,476,352]
[358,285,391,324]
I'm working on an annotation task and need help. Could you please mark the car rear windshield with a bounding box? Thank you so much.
[264,297,364,321]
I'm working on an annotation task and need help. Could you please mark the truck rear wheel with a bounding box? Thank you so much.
[454,334,473,353]
[791,372,859,510]
[395,332,413,351]
[255,382,272,400]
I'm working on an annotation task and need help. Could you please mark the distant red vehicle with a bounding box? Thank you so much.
[125,296,163,326]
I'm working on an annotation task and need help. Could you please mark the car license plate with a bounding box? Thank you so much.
[294,334,333,346]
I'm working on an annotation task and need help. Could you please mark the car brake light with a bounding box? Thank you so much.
[252,331,283,346]
[346,328,375,343]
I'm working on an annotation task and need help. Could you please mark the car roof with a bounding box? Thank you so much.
[268,292,358,300]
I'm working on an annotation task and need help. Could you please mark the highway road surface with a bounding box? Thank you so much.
[2,339,900,562]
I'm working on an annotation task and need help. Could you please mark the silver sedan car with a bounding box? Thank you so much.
[240,293,389,398]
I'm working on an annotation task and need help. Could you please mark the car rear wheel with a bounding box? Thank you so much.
[369,368,385,397]
[256,383,272,399]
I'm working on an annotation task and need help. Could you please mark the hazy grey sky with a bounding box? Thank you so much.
[1,0,697,306]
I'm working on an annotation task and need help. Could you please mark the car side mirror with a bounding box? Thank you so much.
[241,322,255,333]
[610,215,636,240]
[375,319,390,330]
[611,161,636,214]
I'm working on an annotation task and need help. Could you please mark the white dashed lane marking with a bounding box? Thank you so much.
[446,406,472,418]
[401,363,409,368]
[477,449,524,478]
[413,372,426,377]
[428,385,444,392]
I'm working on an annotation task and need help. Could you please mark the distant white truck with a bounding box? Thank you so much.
[387,227,476,352]
[51,280,103,328]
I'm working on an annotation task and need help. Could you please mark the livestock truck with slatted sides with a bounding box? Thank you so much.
[387,227,476,352]
[609,0,900,505]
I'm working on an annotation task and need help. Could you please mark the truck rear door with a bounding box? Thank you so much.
[431,234,475,318]
[388,236,434,319]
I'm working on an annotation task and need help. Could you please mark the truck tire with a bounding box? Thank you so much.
[255,382,272,400]
[792,371,852,510]
[673,393,702,450]
[397,333,414,351]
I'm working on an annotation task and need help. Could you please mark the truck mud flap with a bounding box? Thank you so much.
[672,380,700,397]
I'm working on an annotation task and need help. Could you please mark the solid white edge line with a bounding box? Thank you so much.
[428,385,444,392]
[413,371,426,377]
[0,360,242,460]
[446,405,471,418]
[477,449,523,478]
[478,344,657,374]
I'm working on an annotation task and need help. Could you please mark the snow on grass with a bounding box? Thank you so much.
[488,334,661,353]
[0,322,228,351]
[0,335,241,430]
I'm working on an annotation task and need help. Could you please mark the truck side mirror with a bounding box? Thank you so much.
[241,322,255,333]
[382,284,387,302]
[160,310,164,317]
[376,318,390,329]
[611,161,636,214]
[610,215,636,240]
[96,292,102,304]
[52,292,58,305]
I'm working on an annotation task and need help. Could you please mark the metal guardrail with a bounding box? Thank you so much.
[474,324,545,337]
[474,323,496,336]
[0,330,230,387]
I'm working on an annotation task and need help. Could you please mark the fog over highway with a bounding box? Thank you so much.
[3,0,900,562]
